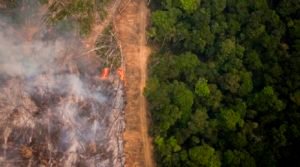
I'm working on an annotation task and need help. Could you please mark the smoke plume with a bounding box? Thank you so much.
[0,1,125,167]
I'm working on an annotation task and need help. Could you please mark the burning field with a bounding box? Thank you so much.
[0,1,125,167]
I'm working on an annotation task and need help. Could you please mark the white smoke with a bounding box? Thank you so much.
[0,1,125,167]
[0,32,62,78]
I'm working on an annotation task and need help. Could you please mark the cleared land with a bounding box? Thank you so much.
[114,0,154,166]
[86,0,154,166]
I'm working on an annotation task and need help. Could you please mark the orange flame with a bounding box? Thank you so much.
[100,68,110,80]
[117,68,125,81]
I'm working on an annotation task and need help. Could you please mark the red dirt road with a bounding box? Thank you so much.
[115,0,155,166]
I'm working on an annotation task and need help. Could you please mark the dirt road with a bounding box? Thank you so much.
[115,0,155,167]
[85,0,154,166]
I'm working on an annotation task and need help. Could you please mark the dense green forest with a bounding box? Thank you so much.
[145,0,300,166]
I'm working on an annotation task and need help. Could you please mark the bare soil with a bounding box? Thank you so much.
[114,0,155,166]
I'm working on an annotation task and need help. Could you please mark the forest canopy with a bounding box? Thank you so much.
[146,0,300,166]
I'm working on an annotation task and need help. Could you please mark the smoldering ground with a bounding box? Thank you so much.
[0,1,125,167]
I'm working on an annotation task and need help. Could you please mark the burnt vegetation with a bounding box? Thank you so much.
[0,0,125,166]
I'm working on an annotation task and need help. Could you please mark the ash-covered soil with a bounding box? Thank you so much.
[0,1,125,167]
